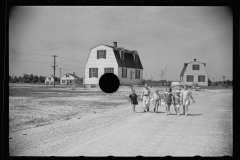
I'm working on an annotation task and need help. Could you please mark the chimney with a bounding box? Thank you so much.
[194,59,196,62]
[74,72,75,75]
[113,42,117,48]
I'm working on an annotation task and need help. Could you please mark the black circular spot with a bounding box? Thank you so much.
[99,73,120,93]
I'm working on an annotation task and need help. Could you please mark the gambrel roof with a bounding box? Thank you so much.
[103,45,143,69]
[180,60,206,77]
[180,63,188,77]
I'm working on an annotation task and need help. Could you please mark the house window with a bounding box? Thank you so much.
[186,75,194,82]
[62,80,65,83]
[135,70,140,79]
[104,68,114,73]
[66,74,69,77]
[48,77,51,80]
[120,51,124,60]
[89,68,98,78]
[192,65,200,70]
[97,50,106,59]
[122,68,127,78]
[198,75,205,82]
[134,54,138,62]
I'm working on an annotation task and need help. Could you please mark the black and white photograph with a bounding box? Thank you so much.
[9,6,232,156]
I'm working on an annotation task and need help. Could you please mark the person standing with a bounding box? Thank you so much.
[164,87,174,115]
[173,90,181,116]
[141,83,151,112]
[181,84,196,116]
[129,88,138,113]
[152,89,160,113]
[180,85,185,115]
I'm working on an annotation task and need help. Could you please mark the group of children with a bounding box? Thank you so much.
[129,84,196,116]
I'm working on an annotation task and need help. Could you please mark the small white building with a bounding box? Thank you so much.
[84,42,144,88]
[180,59,208,86]
[60,73,80,85]
[171,81,181,87]
[45,76,54,85]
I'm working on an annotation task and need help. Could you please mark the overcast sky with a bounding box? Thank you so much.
[9,6,232,81]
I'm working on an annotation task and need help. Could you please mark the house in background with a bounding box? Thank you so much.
[84,42,144,88]
[60,72,80,85]
[180,59,208,86]
[45,76,54,85]
[171,81,181,87]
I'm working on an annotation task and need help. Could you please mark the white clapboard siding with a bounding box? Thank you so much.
[118,67,143,85]
[60,74,77,85]
[183,62,208,86]
[85,45,118,85]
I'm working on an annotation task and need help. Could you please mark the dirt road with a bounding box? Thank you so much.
[9,90,232,156]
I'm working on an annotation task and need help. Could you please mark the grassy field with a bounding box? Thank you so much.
[9,84,129,132]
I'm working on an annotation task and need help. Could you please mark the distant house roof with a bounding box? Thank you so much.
[180,60,206,77]
[61,73,80,79]
[68,73,80,79]
[103,45,143,69]
[89,44,143,69]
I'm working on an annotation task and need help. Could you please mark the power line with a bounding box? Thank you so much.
[9,60,52,63]
[58,62,84,68]
[10,51,51,57]
[9,66,50,69]
[58,56,86,63]
[61,68,84,71]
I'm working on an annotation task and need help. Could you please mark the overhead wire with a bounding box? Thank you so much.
[9,60,52,63]
[58,56,86,63]
[57,62,84,68]
[10,51,51,57]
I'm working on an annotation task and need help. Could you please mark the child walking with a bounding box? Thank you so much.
[173,90,181,116]
[164,87,174,116]
[152,89,161,113]
[181,84,196,116]
[129,88,138,113]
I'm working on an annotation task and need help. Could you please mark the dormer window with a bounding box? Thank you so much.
[192,64,199,70]
[134,53,138,62]
[97,50,106,59]
[120,51,124,60]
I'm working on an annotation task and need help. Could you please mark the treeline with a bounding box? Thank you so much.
[9,73,84,85]
[9,74,47,83]
[142,79,172,86]
[208,78,232,86]
[141,78,233,87]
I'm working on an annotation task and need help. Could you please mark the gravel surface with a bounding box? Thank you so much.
[9,88,232,156]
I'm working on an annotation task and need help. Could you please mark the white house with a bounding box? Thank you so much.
[180,59,208,86]
[45,76,54,85]
[60,73,80,85]
[84,42,144,88]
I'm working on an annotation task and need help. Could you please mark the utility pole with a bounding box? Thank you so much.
[150,74,153,87]
[59,68,61,84]
[52,55,58,87]
[222,76,225,82]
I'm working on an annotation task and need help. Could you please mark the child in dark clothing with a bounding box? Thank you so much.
[129,88,138,113]
[164,87,174,116]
